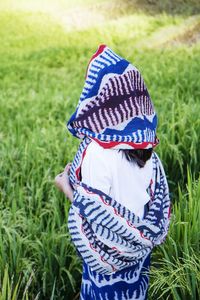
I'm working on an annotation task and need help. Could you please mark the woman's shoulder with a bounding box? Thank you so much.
[84,140,154,172]
[85,140,116,158]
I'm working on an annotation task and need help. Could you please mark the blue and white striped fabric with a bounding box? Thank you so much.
[80,251,151,300]
[67,138,171,299]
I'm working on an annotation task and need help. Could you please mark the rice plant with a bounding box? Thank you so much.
[0,0,199,299]
[0,265,38,300]
[149,172,200,299]
[149,250,200,300]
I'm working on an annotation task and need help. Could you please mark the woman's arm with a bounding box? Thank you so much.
[54,163,74,202]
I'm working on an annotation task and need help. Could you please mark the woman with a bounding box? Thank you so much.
[55,45,171,300]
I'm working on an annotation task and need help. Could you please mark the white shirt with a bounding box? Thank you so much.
[81,140,153,219]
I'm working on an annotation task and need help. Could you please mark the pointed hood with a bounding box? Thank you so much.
[67,44,159,149]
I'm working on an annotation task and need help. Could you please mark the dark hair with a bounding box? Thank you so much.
[119,148,153,168]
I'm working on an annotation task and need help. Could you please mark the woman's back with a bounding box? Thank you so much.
[81,140,153,219]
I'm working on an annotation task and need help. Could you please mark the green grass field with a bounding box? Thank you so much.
[0,0,200,299]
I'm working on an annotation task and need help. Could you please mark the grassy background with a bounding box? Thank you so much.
[0,0,200,299]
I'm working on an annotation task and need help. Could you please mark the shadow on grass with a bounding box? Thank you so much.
[115,0,200,16]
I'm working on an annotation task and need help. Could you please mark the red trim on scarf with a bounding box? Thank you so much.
[85,44,107,79]
[91,138,158,149]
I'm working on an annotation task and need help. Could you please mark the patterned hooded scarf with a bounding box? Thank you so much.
[67,44,159,149]
[67,45,171,275]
